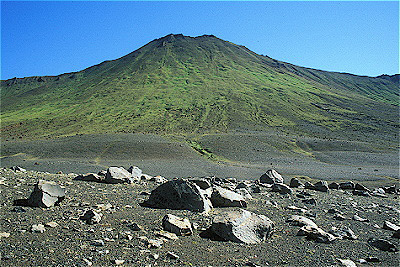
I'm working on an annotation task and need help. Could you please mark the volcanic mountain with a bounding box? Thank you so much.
[1,34,398,142]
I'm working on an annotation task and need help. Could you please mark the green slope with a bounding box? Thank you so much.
[1,34,399,142]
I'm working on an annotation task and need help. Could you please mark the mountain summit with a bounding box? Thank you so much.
[1,34,398,141]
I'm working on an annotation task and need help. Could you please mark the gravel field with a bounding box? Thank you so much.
[0,168,399,266]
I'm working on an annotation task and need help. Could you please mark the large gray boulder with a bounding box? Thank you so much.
[127,166,142,179]
[206,209,274,244]
[211,186,247,208]
[25,180,66,208]
[142,179,212,212]
[105,167,135,184]
[259,169,283,184]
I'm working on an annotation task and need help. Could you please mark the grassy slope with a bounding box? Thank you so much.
[1,34,398,144]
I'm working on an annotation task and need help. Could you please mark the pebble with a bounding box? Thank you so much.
[112,259,125,265]
[31,224,46,233]
[0,232,11,238]
[45,222,59,228]
[91,240,105,247]
[166,251,179,260]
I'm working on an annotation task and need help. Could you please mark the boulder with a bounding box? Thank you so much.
[271,183,293,194]
[211,186,247,208]
[142,179,212,212]
[329,227,358,240]
[10,166,26,172]
[328,182,339,189]
[162,214,193,236]
[206,209,274,244]
[21,180,66,208]
[127,166,142,179]
[339,182,355,190]
[105,167,135,184]
[304,182,315,190]
[392,229,400,239]
[259,169,283,184]
[289,178,303,188]
[368,238,398,252]
[190,178,212,190]
[313,181,329,192]
[352,190,370,197]
[235,188,253,200]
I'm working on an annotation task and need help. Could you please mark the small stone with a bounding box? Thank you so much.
[11,206,26,212]
[112,259,125,265]
[353,214,368,222]
[271,183,293,194]
[83,258,93,266]
[162,214,193,236]
[337,259,356,267]
[365,256,380,262]
[155,230,179,240]
[80,209,102,224]
[45,222,59,228]
[91,240,105,247]
[146,239,163,249]
[289,178,303,188]
[129,222,143,231]
[31,224,45,233]
[313,181,329,192]
[166,251,179,260]
[302,198,316,205]
[334,214,348,221]
[0,232,10,238]
[151,253,159,260]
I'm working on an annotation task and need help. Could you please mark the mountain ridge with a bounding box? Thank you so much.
[1,34,398,142]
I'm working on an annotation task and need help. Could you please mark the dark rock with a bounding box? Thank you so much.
[162,214,193,236]
[382,185,397,194]
[271,183,293,194]
[190,178,212,190]
[289,178,303,188]
[328,182,339,189]
[339,182,355,190]
[304,182,315,190]
[206,209,274,244]
[354,183,370,192]
[392,229,400,239]
[211,186,247,208]
[365,256,380,263]
[74,173,104,183]
[313,181,329,192]
[368,238,398,252]
[302,198,317,205]
[80,209,102,224]
[142,179,212,212]
[250,185,261,193]
[11,206,26,212]
[259,169,283,184]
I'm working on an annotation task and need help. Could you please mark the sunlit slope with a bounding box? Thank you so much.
[1,34,398,140]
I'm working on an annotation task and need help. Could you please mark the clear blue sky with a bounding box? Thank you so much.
[1,1,398,80]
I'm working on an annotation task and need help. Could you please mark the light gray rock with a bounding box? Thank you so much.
[166,251,180,260]
[271,183,293,194]
[26,180,66,208]
[297,225,336,243]
[287,215,318,229]
[353,214,369,222]
[329,227,358,240]
[127,166,142,179]
[80,209,102,224]
[149,175,168,184]
[210,186,247,208]
[31,224,46,233]
[105,167,135,184]
[337,259,357,267]
[235,188,253,200]
[162,214,193,236]
[142,179,212,212]
[383,221,400,231]
[259,169,283,184]
[207,209,274,244]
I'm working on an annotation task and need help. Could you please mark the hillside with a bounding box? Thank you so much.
[1,34,398,142]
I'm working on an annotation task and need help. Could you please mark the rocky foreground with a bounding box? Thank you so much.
[0,166,399,266]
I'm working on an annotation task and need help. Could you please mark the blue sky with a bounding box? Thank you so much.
[1,1,398,79]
